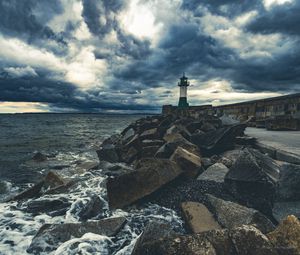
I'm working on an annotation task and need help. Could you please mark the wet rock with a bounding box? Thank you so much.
[78,195,105,221]
[190,124,246,155]
[100,161,134,177]
[96,144,119,163]
[170,147,202,178]
[74,161,99,174]
[197,163,229,183]
[24,197,71,216]
[27,217,126,254]
[267,215,300,255]
[272,201,300,222]
[10,171,65,201]
[225,148,280,215]
[132,222,177,255]
[181,202,221,233]
[32,152,47,162]
[230,225,278,255]
[206,194,275,234]
[107,158,182,209]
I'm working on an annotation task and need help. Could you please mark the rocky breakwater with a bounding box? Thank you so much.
[6,113,300,254]
[98,113,300,255]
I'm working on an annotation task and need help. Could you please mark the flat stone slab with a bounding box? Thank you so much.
[181,202,221,233]
[197,163,229,183]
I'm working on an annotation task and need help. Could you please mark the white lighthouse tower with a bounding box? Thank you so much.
[178,73,190,108]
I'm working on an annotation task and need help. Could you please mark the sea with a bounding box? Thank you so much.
[0,114,183,255]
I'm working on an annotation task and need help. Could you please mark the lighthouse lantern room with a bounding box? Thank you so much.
[178,73,190,108]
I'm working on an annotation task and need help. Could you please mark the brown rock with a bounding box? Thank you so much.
[230,225,278,255]
[170,147,202,178]
[267,215,300,255]
[181,202,221,233]
[107,158,182,209]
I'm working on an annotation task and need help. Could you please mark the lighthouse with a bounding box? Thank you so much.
[178,73,190,108]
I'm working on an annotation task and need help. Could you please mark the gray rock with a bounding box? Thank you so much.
[219,149,243,168]
[132,222,176,255]
[276,150,300,165]
[141,145,160,158]
[96,144,119,163]
[32,152,47,162]
[107,158,182,209]
[197,163,229,183]
[141,139,165,147]
[206,194,275,234]
[225,148,280,215]
[201,122,217,132]
[27,217,126,254]
[219,115,240,126]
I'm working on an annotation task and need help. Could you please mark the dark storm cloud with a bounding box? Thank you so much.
[1,0,300,112]
[247,1,300,36]
[116,23,236,88]
[82,0,125,36]
[0,0,66,45]
[0,74,157,112]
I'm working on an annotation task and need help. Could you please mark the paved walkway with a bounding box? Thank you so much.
[245,127,300,156]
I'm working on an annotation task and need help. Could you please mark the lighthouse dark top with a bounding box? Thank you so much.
[178,73,190,108]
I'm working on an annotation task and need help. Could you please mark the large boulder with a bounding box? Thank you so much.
[107,158,182,209]
[197,163,229,183]
[140,128,159,140]
[181,202,221,233]
[225,148,280,215]
[218,149,243,168]
[190,124,246,155]
[267,215,300,255]
[170,147,202,178]
[27,217,126,254]
[206,194,275,234]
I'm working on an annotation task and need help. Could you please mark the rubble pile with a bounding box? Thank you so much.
[9,113,300,254]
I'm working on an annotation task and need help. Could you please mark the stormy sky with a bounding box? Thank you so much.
[0,0,299,113]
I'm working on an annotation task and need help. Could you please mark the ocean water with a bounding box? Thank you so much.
[0,114,183,255]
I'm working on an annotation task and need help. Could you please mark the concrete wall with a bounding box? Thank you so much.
[162,93,300,130]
